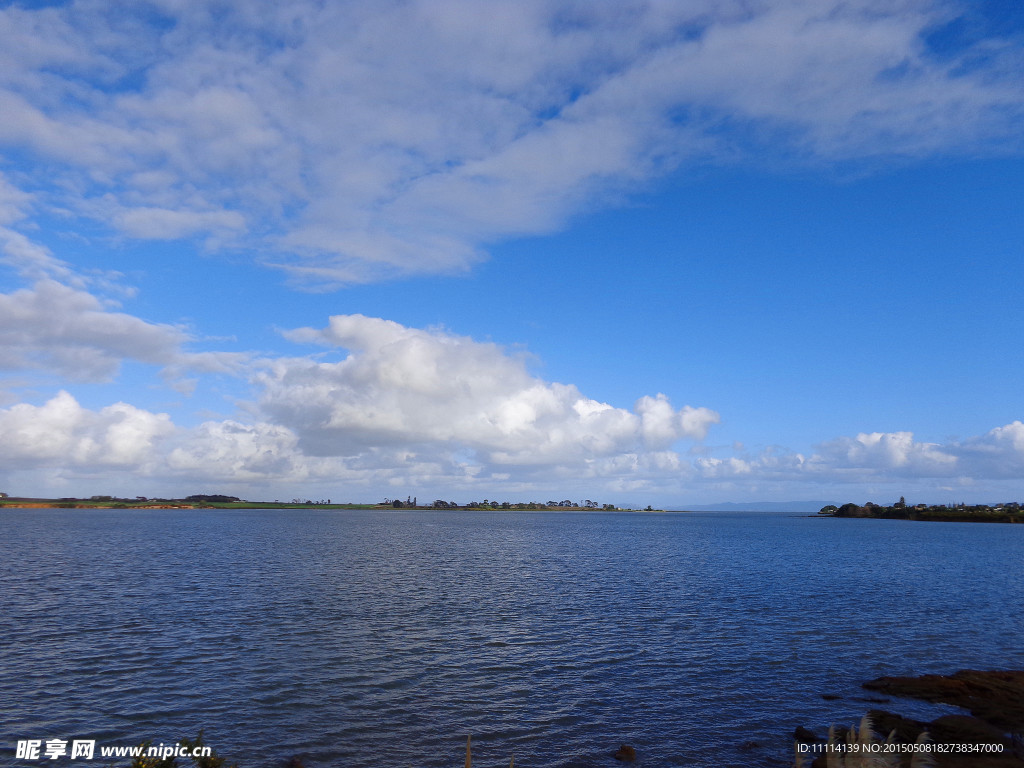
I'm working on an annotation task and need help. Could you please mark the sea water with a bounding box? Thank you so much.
[1,508,1022,767]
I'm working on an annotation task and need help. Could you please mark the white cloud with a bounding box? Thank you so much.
[957,421,1024,478]
[0,279,248,381]
[695,456,754,478]
[685,425,1024,493]
[0,280,186,380]
[113,206,247,241]
[0,172,32,227]
[637,394,719,447]
[0,261,1018,501]
[814,430,958,473]
[0,390,173,468]
[264,314,718,468]
[685,431,963,486]
[0,310,723,496]
[0,0,1018,285]
[166,419,306,481]
[1,375,1023,503]
[0,171,80,282]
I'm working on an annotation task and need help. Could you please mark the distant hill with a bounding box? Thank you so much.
[679,500,835,513]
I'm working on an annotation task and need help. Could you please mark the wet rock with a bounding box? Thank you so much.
[862,669,1024,734]
[793,726,819,744]
[800,671,1024,767]
[613,744,636,762]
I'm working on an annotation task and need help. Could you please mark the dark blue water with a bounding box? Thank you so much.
[1,509,1022,767]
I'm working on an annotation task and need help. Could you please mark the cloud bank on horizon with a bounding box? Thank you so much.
[0,0,1022,503]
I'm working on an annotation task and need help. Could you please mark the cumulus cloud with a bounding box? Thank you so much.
[0,309,726,495]
[1,377,1023,502]
[166,419,307,481]
[957,421,1024,478]
[636,394,719,447]
[0,0,1019,284]
[685,431,963,485]
[686,425,1024,492]
[814,430,958,474]
[0,391,173,469]
[265,314,719,468]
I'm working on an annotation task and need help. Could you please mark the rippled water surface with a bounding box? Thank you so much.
[2,509,1022,767]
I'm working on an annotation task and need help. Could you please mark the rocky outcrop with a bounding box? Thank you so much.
[863,670,1024,735]
[797,670,1024,768]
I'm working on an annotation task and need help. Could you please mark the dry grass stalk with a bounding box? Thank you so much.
[464,735,513,768]
[794,741,808,768]
[909,731,936,768]
[799,716,916,768]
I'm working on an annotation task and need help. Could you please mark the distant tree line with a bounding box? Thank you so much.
[382,497,618,511]
[1,493,623,512]
[820,497,1023,522]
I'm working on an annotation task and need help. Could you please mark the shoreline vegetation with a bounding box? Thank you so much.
[818,497,1024,523]
[0,494,661,512]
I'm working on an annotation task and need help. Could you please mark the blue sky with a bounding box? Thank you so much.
[1,0,1022,506]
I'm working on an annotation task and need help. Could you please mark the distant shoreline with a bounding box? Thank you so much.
[0,499,373,510]
[0,496,664,512]
[819,500,1024,523]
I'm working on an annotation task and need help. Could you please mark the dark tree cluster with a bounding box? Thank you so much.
[411,498,619,511]
[820,498,1023,523]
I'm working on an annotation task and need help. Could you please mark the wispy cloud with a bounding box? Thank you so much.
[0,280,247,382]
[0,0,1020,502]
[0,0,1020,285]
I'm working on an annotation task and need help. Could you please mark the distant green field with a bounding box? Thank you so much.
[0,498,379,510]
